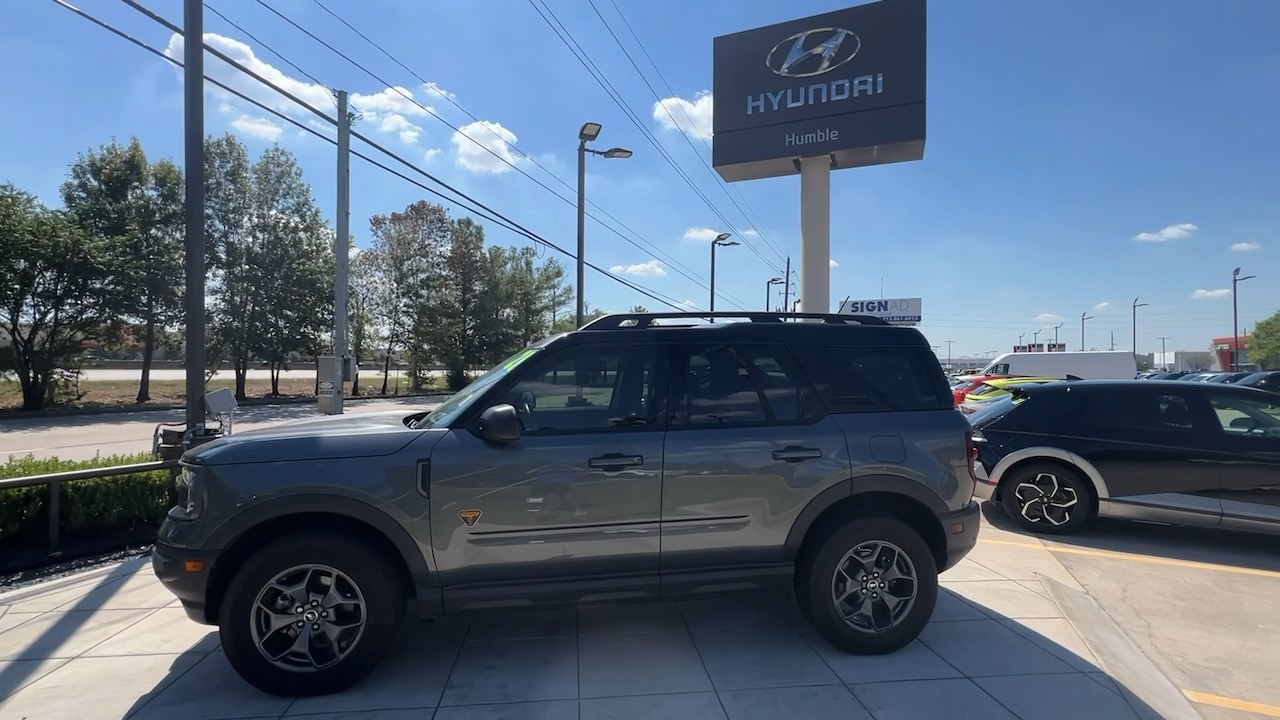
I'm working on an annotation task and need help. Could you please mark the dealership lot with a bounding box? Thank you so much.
[4,511,1276,719]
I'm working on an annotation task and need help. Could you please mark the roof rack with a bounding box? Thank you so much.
[579,311,891,331]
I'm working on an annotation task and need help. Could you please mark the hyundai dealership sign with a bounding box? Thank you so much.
[712,0,926,182]
[837,297,922,325]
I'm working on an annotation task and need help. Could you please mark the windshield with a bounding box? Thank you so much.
[414,346,542,428]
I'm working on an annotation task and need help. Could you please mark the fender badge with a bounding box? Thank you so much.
[459,509,482,527]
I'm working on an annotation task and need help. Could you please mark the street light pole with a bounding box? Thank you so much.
[946,340,955,370]
[1232,267,1256,371]
[766,276,783,311]
[1132,297,1148,360]
[575,122,632,328]
[1054,323,1064,351]
[1081,312,1095,351]
[709,233,738,314]
[1032,329,1041,349]
[1158,336,1170,370]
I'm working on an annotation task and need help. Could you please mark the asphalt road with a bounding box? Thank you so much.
[980,503,1280,720]
[0,397,442,463]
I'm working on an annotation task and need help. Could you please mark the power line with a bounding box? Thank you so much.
[68,0,692,312]
[587,0,786,262]
[525,0,782,271]
[243,0,744,309]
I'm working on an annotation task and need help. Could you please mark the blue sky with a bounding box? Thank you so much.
[2,0,1277,359]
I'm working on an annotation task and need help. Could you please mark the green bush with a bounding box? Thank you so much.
[0,452,174,543]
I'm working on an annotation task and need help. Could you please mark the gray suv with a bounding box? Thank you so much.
[152,311,980,696]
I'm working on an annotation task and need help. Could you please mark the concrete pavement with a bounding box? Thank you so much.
[0,514,1190,719]
[0,398,443,463]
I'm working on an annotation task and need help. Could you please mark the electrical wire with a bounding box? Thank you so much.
[602,0,785,261]
[525,0,783,271]
[244,0,745,309]
[58,0,693,312]
[586,0,786,262]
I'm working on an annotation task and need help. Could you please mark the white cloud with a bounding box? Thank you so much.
[1231,241,1261,252]
[683,227,722,241]
[653,91,713,142]
[423,82,455,100]
[1132,222,1197,243]
[164,33,444,148]
[609,260,666,277]
[451,120,522,173]
[230,114,282,141]
[424,148,442,162]
[1034,313,1064,323]
[742,229,759,238]
[678,299,698,309]
[1094,301,1111,310]
[1192,288,1230,299]
[829,259,839,268]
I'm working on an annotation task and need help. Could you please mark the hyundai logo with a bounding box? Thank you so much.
[766,28,861,78]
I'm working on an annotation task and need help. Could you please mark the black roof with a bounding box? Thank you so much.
[560,312,932,347]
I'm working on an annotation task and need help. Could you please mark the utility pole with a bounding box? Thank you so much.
[946,340,955,370]
[1018,333,1024,347]
[782,256,791,316]
[331,89,351,415]
[183,0,205,433]
[1158,336,1170,370]
[1110,330,1115,351]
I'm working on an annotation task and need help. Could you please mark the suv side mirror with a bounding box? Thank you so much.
[478,404,522,444]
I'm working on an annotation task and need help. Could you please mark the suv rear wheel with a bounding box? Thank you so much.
[217,533,404,696]
[798,516,937,654]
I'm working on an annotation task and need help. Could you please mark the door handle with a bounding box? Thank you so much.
[773,446,823,462]
[588,453,644,470]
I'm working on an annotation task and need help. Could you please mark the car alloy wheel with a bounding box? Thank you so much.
[250,564,368,672]
[831,540,918,633]
[1012,472,1079,527]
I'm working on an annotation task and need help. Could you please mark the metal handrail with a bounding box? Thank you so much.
[0,459,179,555]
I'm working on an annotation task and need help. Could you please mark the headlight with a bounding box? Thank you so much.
[173,465,202,519]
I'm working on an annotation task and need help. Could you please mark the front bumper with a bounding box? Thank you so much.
[152,540,219,625]
[939,500,981,572]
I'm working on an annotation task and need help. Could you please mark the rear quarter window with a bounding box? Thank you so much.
[795,344,951,412]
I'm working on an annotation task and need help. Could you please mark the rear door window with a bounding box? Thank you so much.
[795,345,950,412]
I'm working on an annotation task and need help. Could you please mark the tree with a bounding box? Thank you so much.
[60,137,185,402]
[203,133,257,399]
[427,217,488,389]
[367,199,451,393]
[247,146,332,395]
[348,247,379,396]
[0,184,112,410]
[1250,310,1280,369]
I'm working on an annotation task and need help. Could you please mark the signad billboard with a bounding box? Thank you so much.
[837,296,921,325]
[712,0,926,182]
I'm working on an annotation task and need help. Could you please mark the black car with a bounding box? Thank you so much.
[1239,370,1280,393]
[969,380,1280,535]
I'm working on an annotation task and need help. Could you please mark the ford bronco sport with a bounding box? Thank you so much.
[152,311,980,696]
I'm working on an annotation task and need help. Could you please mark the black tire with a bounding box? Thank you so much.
[217,533,405,697]
[798,516,938,655]
[999,461,1092,535]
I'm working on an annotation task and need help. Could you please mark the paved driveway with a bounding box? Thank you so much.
[0,519,1184,720]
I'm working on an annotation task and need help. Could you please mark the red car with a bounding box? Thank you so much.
[950,374,1010,405]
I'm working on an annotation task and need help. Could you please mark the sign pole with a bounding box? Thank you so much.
[799,156,831,315]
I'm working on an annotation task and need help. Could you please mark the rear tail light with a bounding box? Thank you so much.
[965,430,980,484]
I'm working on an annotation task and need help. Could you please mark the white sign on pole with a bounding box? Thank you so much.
[837,297,922,325]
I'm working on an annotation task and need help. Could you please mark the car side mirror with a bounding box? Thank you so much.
[478,404,522,444]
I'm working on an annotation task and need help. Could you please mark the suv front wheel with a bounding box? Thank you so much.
[217,533,405,696]
[798,516,938,654]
